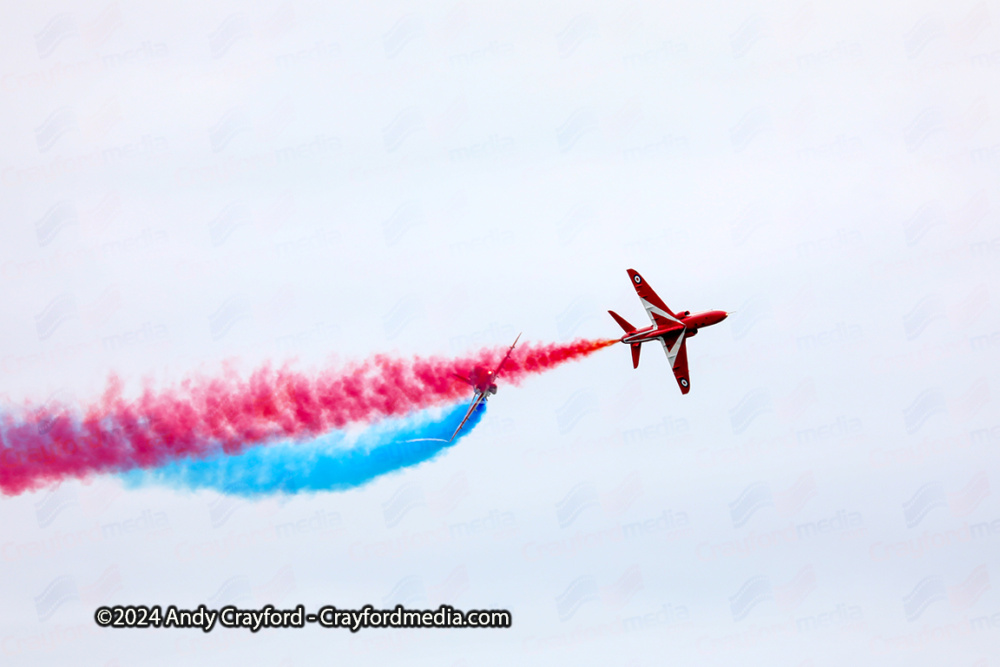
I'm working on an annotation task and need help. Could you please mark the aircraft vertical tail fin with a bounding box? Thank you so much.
[608,310,636,333]
[630,343,641,369]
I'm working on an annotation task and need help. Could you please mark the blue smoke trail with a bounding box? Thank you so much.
[123,401,485,496]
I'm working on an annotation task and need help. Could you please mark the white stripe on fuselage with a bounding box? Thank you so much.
[622,328,686,369]
[622,324,684,344]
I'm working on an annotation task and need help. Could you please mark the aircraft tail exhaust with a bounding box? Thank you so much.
[608,310,636,333]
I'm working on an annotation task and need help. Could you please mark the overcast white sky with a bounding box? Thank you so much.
[1,1,999,665]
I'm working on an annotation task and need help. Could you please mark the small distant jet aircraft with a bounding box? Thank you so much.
[450,333,521,441]
[609,269,727,394]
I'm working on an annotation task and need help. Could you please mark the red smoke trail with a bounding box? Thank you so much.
[0,338,617,496]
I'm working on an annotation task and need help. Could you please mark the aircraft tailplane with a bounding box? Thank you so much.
[608,310,636,333]
[630,343,641,369]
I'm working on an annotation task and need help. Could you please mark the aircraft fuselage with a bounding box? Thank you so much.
[467,366,499,395]
[620,310,728,344]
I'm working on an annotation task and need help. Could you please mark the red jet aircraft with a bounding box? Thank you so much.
[450,333,521,441]
[609,269,727,394]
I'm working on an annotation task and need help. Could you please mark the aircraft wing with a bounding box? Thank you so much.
[627,269,683,328]
[491,333,521,378]
[660,330,691,394]
[450,390,488,442]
